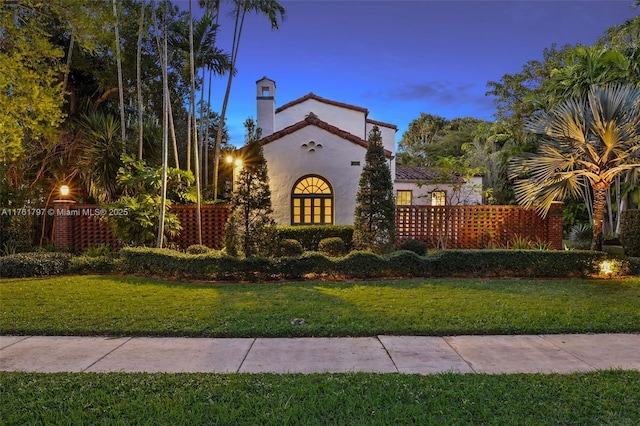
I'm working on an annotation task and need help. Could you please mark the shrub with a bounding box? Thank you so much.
[509,235,532,250]
[568,223,593,250]
[69,256,120,274]
[335,251,386,278]
[385,250,427,277]
[318,237,347,257]
[83,244,113,258]
[276,225,354,251]
[397,239,427,256]
[0,252,72,278]
[186,244,211,255]
[278,239,304,257]
[620,210,640,257]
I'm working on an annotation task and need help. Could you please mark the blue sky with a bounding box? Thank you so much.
[192,0,638,148]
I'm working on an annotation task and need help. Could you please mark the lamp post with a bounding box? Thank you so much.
[53,184,75,250]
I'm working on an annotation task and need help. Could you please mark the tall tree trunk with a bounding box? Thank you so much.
[189,0,202,244]
[136,0,145,160]
[213,3,247,200]
[112,0,126,145]
[158,0,169,248]
[204,68,213,187]
[168,98,179,168]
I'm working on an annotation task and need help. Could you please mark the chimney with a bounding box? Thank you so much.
[256,76,276,137]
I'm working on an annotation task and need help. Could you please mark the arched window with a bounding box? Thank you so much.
[291,175,333,225]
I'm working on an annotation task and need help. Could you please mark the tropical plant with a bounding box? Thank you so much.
[353,126,396,254]
[509,84,640,251]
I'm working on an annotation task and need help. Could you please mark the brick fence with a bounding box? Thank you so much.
[52,202,563,251]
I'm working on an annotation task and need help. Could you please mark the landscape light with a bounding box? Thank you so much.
[600,260,613,277]
[60,185,70,197]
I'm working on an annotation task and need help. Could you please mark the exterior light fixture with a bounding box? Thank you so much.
[600,260,613,278]
[226,156,243,193]
[60,185,70,197]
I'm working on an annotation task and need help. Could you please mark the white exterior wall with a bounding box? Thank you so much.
[395,176,483,206]
[263,126,367,225]
[275,99,366,138]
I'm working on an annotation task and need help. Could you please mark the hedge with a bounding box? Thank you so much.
[620,210,640,257]
[276,225,354,251]
[0,248,615,280]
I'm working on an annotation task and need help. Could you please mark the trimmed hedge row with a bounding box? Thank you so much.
[0,249,622,280]
[115,248,608,281]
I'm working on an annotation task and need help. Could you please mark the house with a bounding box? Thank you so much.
[255,77,481,226]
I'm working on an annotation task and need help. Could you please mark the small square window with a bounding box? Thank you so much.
[261,86,270,96]
[397,190,412,205]
[431,190,446,206]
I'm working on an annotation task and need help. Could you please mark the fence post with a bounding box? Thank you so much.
[547,201,564,250]
[52,199,76,250]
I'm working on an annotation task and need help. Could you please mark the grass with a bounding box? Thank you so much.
[2,371,639,425]
[1,275,639,337]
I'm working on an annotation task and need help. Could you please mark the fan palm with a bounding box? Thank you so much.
[508,84,640,251]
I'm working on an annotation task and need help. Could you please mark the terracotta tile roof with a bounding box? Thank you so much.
[395,166,463,182]
[275,93,369,114]
[260,113,392,158]
[366,118,398,131]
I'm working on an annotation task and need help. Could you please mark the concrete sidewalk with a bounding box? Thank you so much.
[1,334,638,375]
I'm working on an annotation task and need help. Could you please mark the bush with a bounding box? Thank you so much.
[0,252,72,278]
[69,255,120,274]
[318,237,347,257]
[568,223,593,250]
[335,251,386,278]
[397,239,427,256]
[620,210,640,257]
[276,225,354,251]
[385,250,427,277]
[186,244,211,255]
[278,239,304,257]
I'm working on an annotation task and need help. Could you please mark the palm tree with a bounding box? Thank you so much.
[508,84,640,251]
[212,0,285,200]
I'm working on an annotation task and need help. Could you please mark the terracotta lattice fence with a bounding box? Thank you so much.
[396,203,564,250]
[53,202,563,251]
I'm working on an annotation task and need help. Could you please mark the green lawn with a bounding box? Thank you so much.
[2,371,639,425]
[1,275,639,337]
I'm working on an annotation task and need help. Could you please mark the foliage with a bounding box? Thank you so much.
[276,225,354,251]
[385,250,427,277]
[317,237,347,257]
[0,252,72,278]
[509,84,640,251]
[277,239,303,257]
[0,1,68,160]
[68,255,120,274]
[353,126,396,253]
[620,209,640,257]
[102,156,192,246]
[185,244,211,255]
[224,119,276,258]
[569,223,593,248]
[397,239,427,256]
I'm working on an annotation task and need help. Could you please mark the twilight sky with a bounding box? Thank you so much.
[194,0,638,148]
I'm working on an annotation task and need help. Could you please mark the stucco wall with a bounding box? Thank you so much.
[275,99,366,138]
[263,125,367,225]
[395,176,483,206]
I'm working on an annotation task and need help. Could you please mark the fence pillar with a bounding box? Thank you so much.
[547,201,564,250]
[52,199,76,250]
